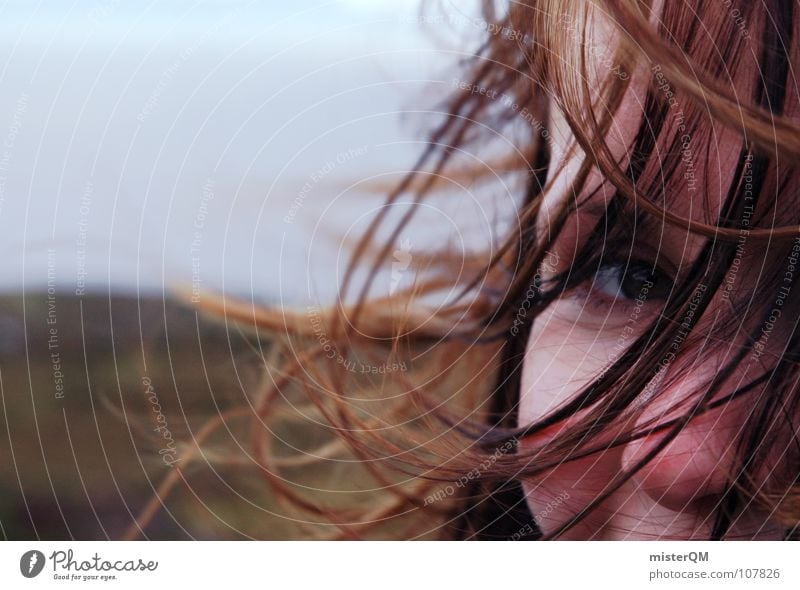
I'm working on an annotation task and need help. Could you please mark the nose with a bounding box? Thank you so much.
[521,404,737,539]
[619,388,738,513]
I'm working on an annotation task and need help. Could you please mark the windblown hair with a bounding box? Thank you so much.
[131,0,800,540]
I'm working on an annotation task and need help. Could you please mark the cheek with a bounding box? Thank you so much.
[519,304,591,424]
[518,304,616,427]
[518,305,626,534]
[517,306,751,530]
[620,409,736,511]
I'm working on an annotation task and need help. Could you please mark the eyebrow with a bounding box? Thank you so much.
[578,195,662,219]
[574,196,688,275]
[576,199,611,218]
[573,193,622,222]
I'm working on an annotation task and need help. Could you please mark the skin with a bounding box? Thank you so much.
[519,137,786,539]
[517,11,786,539]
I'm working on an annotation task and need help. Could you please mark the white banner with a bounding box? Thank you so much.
[0,541,796,589]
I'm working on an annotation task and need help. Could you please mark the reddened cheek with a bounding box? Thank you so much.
[620,410,735,512]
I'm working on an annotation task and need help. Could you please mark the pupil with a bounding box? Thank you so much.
[621,264,656,299]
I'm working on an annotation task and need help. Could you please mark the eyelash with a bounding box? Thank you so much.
[572,258,673,316]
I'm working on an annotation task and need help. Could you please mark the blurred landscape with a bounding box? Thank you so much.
[0,293,269,539]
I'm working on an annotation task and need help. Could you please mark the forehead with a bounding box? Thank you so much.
[537,11,745,263]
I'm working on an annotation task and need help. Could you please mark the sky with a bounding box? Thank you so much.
[0,0,502,307]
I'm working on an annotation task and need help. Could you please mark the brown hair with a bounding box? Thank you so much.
[128,0,800,540]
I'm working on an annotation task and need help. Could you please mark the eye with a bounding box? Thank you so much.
[592,260,673,303]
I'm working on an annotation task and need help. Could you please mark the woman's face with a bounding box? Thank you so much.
[517,73,787,540]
